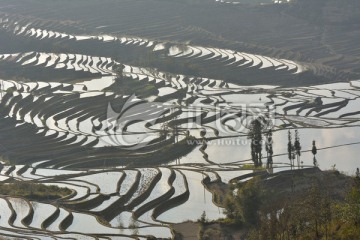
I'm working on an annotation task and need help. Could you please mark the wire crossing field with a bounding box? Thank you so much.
[0,0,359,238]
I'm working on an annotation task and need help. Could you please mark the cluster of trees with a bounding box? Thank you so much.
[224,174,360,239]
[224,177,263,226]
[287,130,319,169]
[248,116,275,168]
[248,118,318,169]
[287,130,302,169]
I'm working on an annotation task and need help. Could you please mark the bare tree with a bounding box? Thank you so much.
[294,130,301,169]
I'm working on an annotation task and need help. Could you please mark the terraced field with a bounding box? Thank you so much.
[0,0,359,239]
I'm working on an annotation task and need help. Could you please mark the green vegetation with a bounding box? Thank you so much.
[239,164,265,170]
[332,176,360,238]
[0,181,72,201]
[0,156,10,165]
[224,177,263,226]
[223,170,360,239]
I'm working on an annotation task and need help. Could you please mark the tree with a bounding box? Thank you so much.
[312,140,318,167]
[160,122,169,138]
[339,176,360,227]
[252,184,333,240]
[288,130,294,169]
[294,130,301,169]
[231,177,263,226]
[265,129,273,169]
[224,195,239,221]
[248,118,265,167]
[304,185,332,238]
[111,65,132,94]
[199,211,208,223]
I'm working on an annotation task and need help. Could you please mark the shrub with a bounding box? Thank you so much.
[0,181,72,200]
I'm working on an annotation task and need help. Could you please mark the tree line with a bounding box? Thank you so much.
[248,117,318,169]
[224,171,360,239]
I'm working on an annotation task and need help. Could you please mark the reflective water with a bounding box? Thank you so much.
[157,170,225,223]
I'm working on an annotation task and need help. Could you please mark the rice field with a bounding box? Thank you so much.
[0,0,359,238]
